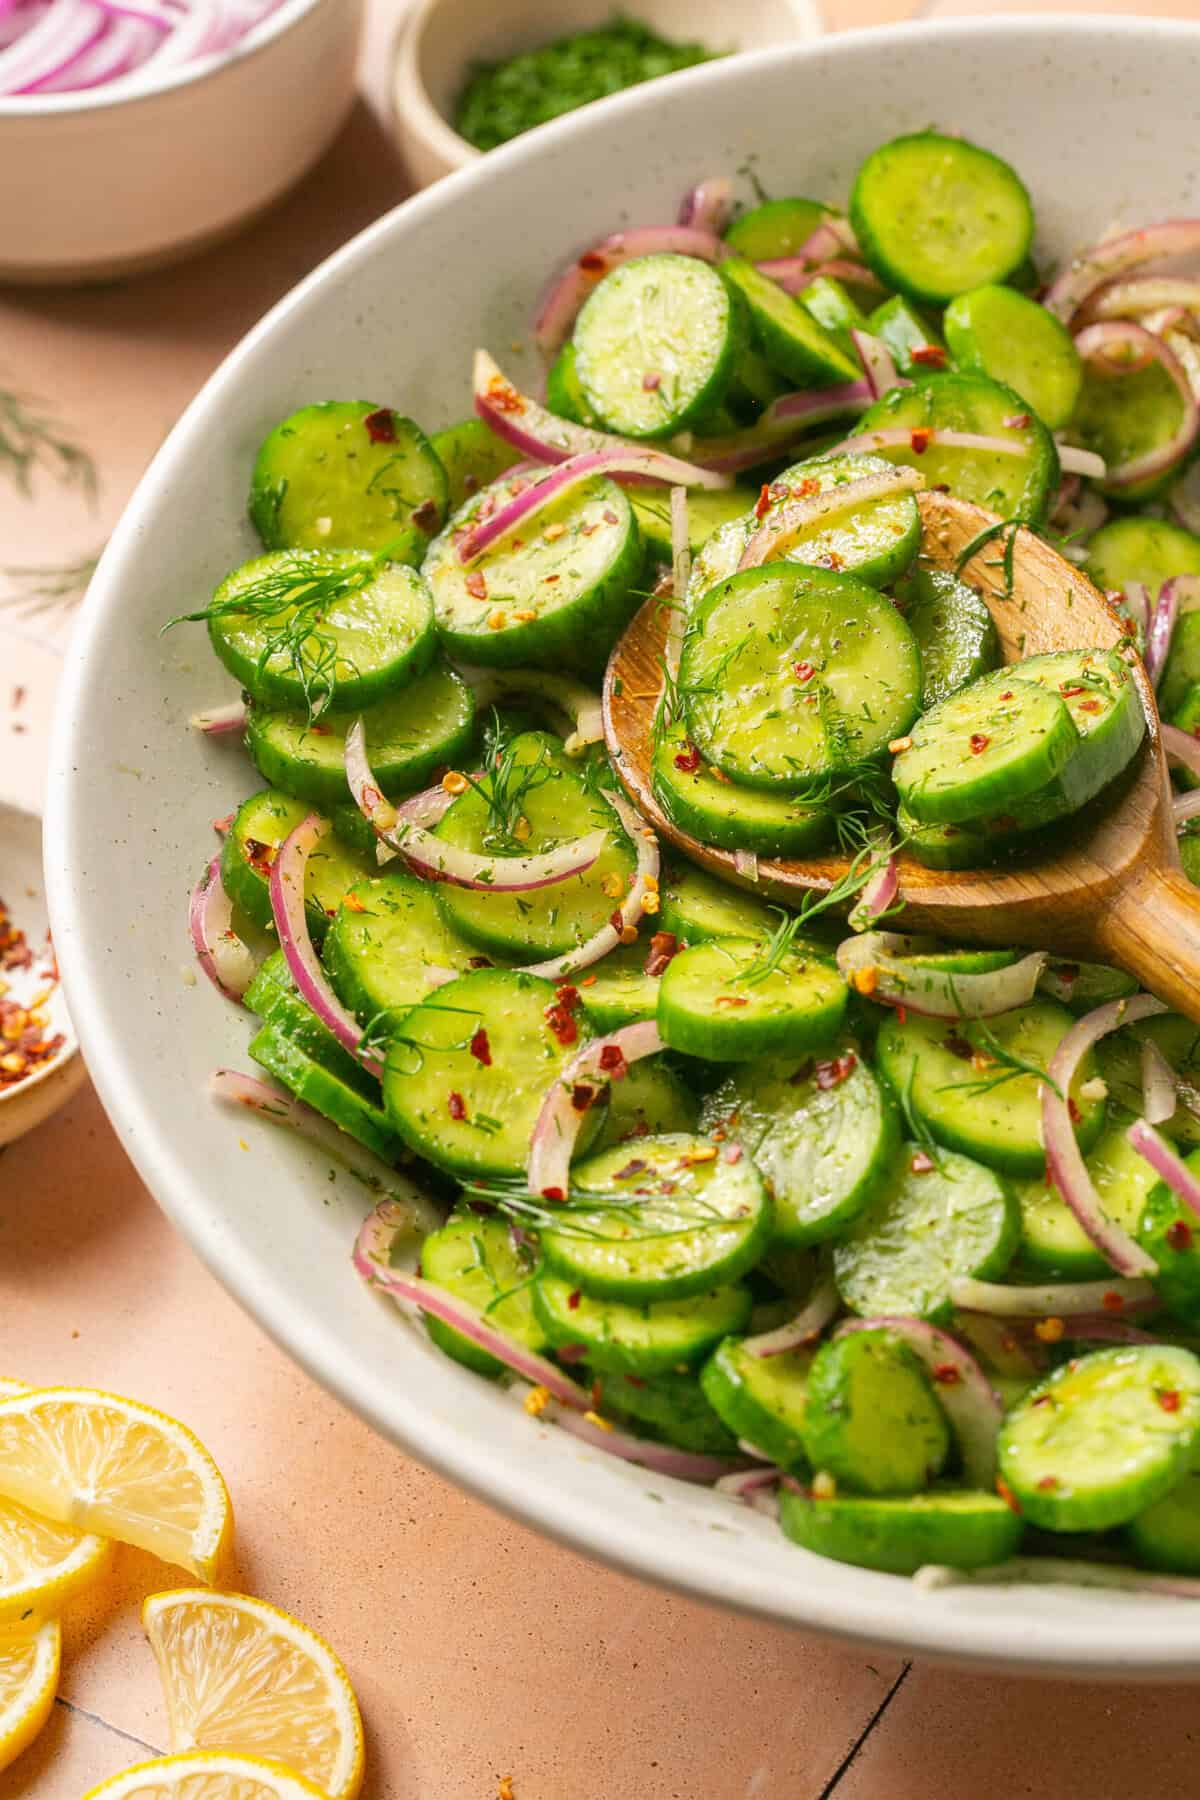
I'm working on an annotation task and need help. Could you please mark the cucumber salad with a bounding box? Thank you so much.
[183,133,1200,1596]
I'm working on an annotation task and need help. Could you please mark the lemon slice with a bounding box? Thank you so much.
[0,1380,29,1399]
[143,1591,364,1800]
[80,1751,332,1798]
[0,1389,232,1584]
[0,1492,113,1629]
[0,1620,60,1773]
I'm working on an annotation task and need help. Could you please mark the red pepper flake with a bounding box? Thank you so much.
[1102,1289,1124,1312]
[910,344,947,368]
[714,994,749,1008]
[823,550,845,571]
[363,407,396,443]
[932,1362,961,1385]
[555,983,580,1012]
[672,741,702,774]
[608,909,626,936]
[541,1185,565,1203]
[614,1158,648,1180]
[969,733,990,755]
[944,1032,973,1060]
[603,509,619,526]
[642,370,662,391]
[1079,699,1102,713]
[815,1052,857,1090]
[794,660,816,683]
[1004,412,1032,429]
[998,690,1014,701]
[343,892,366,914]
[244,837,277,879]
[543,1003,578,1047]
[599,1044,628,1080]
[1159,1389,1183,1413]
[447,1091,467,1120]
[465,570,488,601]
[411,497,441,533]
[754,483,772,521]
[1057,963,1080,984]
[909,427,933,454]
[1167,1219,1194,1251]
[895,1005,907,1024]
[722,1143,744,1164]
[1036,1474,1059,1491]
[793,477,820,498]
[1068,1097,1082,1125]
[567,1289,582,1311]
[996,1476,1022,1515]
[1060,683,1085,698]
[556,1342,587,1362]
[911,1150,935,1174]
[578,250,607,273]
[570,1082,597,1113]
[486,376,526,415]
[469,1026,492,1066]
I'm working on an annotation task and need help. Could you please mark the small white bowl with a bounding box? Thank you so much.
[0,802,83,1148]
[393,0,822,190]
[0,0,363,284]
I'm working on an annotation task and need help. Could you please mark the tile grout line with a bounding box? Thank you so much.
[817,1661,913,1798]
[54,1695,165,1759]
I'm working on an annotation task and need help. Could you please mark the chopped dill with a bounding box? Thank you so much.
[458,732,556,852]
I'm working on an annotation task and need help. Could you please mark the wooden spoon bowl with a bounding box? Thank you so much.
[604,490,1200,1022]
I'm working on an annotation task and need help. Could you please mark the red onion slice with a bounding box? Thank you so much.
[1122,580,1151,638]
[520,784,660,981]
[190,700,247,737]
[527,1018,663,1200]
[456,666,603,757]
[1087,276,1200,322]
[1055,443,1108,481]
[664,484,690,682]
[0,0,104,93]
[688,380,873,475]
[1046,219,1200,325]
[1175,790,1200,827]
[754,255,879,297]
[851,330,907,400]
[1172,461,1200,534]
[949,1274,1157,1317]
[836,931,1046,1018]
[1127,1117,1200,1220]
[189,855,257,1003]
[952,1311,1044,1380]
[1163,722,1200,784]
[269,812,383,1080]
[737,468,923,572]
[829,426,1032,461]
[714,1467,783,1511]
[677,177,734,235]
[743,1273,839,1358]
[1142,1039,1180,1127]
[847,854,900,934]
[837,1316,1002,1488]
[345,720,607,893]
[1073,323,1199,487]
[1146,580,1181,688]
[1043,993,1167,1277]
[552,1405,741,1482]
[531,226,725,361]
[457,446,720,564]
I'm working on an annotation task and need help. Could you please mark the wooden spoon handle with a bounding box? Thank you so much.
[1095,860,1200,1025]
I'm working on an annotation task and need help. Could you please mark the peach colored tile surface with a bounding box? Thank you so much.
[4,3,1200,1796]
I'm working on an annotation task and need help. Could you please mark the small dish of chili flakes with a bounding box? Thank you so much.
[0,802,83,1149]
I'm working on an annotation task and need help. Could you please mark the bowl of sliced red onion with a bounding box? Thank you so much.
[0,0,362,282]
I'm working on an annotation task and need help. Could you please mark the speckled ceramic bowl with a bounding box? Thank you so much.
[48,17,1200,1674]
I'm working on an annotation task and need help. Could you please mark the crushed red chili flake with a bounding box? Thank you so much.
[1057,963,1080,984]
[447,1091,467,1120]
[555,983,580,1012]
[1068,1097,1082,1125]
[909,427,933,454]
[969,733,990,755]
[911,1150,935,1174]
[602,508,619,525]
[1158,1389,1183,1413]
[599,1044,629,1079]
[343,892,367,914]
[411,497,441,533]
[469,1026,492,1066]
[363,407,396,443]
[644,931,678,977]
[543,1002,578,1047]
[1167,1220,1194,1251]
[1005,412,1032,429]
[1078,698,1102,713]
[465,570,488,601]
[578,250,607,272]
[567,1289,582,1311]
[570,1082,597,1113]
[722,1143,744,1164]
[793,478,820,498]
[794,660,816,683]
[823,550,845,570]
[608,909,626,935]
[541,1185,565,1202]
[1101,1289,1124,1312]
[895,1005,907,1024]
[1059,683,1085,698]
[615,1158,648,1180]
[815,1052,857,1090]
[932,1362,961,1385]
[243,837,276,878]
[715,994,749,1008]
[996,1476,1022,1515]
[1037,1475,1059,1491]
[910,344,947,368]
[0,898,35,973]
[486,376,525,414]
[673,742,701,774]
[754,483,772,521]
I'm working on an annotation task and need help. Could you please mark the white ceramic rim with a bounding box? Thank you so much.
[47,14,1200,1675]
[0,0,327,117]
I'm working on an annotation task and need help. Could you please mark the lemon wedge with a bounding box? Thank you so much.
[143,1590,363,1800]
[81,1750,333,1798]
[0,1620,59,1773]
[0,1389,232,1584]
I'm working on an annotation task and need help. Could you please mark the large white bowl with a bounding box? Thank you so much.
[48,16,1200,1675]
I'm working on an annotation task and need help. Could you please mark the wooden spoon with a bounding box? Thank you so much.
[604,489,1200,1023]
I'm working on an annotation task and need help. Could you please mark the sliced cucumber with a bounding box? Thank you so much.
[1167,684,1200,792]
[850,132,1034,306]
[574,253,743,437]
[381,967,598,1180]
[1070,353,1189,501]
[658,860,780,946]
[856,372,1058,524]
[653,721,834,859]
[1016,1115,1159,1280]
[682,564,922,795]
[421,1209,547,1378]
[249,1024,400,1160]
[1139,1151,1200,1324]
[249,402,447,562]
[423,470,642,675]
[943,285,1082,432]
[244,950,375,1093]
[797,275,870,361]
[630,484,756,563]
[779,1484,1022,1576]
[221,788,374,945]
[894,566,999,710]
[1098,1014,1200,1147]
[323,870,495,1026]
[596,1367,738,1455]
[898,805,998,871]
[700,1339,812,1474]
[1085,516,1200,619]
[802,1329,950,1496]
[833,1142,1019,1321]
[724,197,834,262]
[699,1046,897,1247]
[658,935,847,1063]
[1161,613,1200,718]
[545,340,601,426]
[208,551,435,713]
[578,941,660,1033]
[867,296,945,377]
[721,254,862,388]
[246,657,474,807]
[893,667,1078,827]
[592,1054,699,1149]
[1000,648,1146,828]
[1183,826,1200,888]
[1126,1468,1200,1573]
[533,1273,749,1375]
[998,1345,1200,1532]
[429,417,522,512]
[875,1000,1105,1179]
[540,1132,772,1303]
[433,733,636,961]
[1040,959,1138,1015]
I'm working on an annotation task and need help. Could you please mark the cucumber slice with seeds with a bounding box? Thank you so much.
[323,870,496,1026]
[249,402,447,561]
[701,1339,813,1474]
[596,1367,739,1455]
[244,949,375,1093]
[533,1273,750,1375]
[724,197,834,262]
[658,935,847,1063]
[681,564,922,795]
[779,1485,1022,1576]
[429,417,522,511]
[574,253,744,438]
[248,1024,400,1160]
[658,861,780,946]
[1085,518,1200,640]
[652,722,834,859]
[943,284,1082,431]
[629,484,756,563]
[797,275,870,361]
[893,669,1079,827]
[1098,1014,1200,1147]
[1016,1116,1159,1280]
[802,1329,950,1496]
[867,296,945,377]
[1139,1150,1200,1324]
[833,1142,1019,1322]
[998,1345,1200,1532]
[544,341,600,427]
[540,1133,772,1303]
[875,1000,1105,1179]
[423,470,642,675]
[593,1054,699,1149]
[578,941,660,1033]
[221,788,375,946]
[1126,1468,1200,1573]
[245,657,475,807]
[422,1210,547,1378]
[850,132,1034,306]
[894,566,1000,710]
[721,254,862,388]
[208,551,436,713]
[699,1046,899,1247]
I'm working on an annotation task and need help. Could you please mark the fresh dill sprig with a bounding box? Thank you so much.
[897,1059,946,1170]
[0,386,97,504]
[459,733,556,852]
[461,1174,734,1242]
[735,906,811,987]
[938,979,1065,1102]
[362,1001,481,1072]
[955,515,1021,600]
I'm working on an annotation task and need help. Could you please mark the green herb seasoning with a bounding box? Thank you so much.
[454,15,717,153]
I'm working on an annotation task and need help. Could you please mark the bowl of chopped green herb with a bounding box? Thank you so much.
[393,0,822,189]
